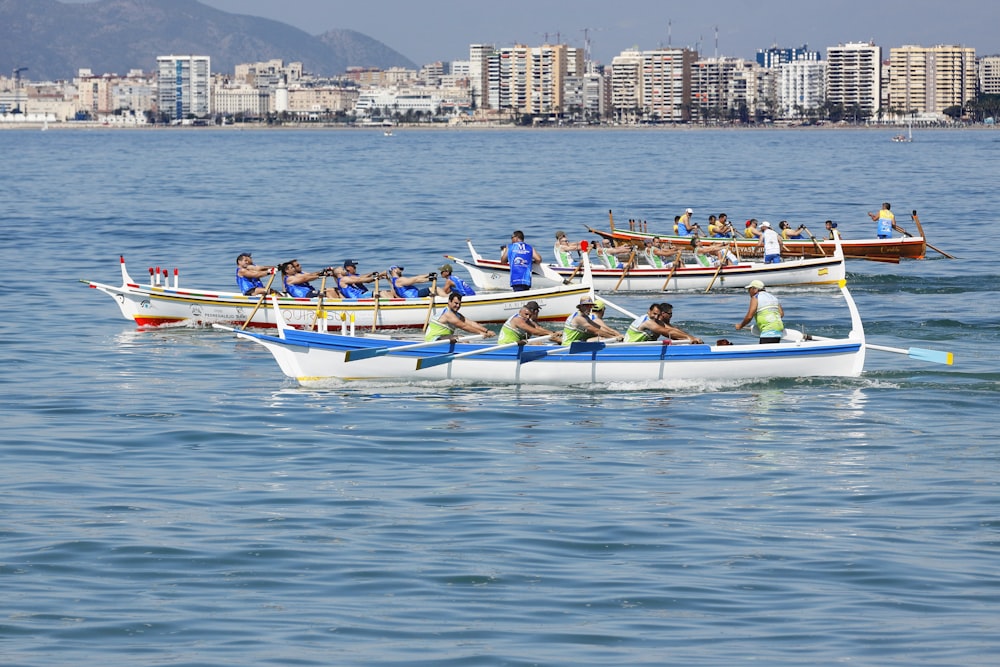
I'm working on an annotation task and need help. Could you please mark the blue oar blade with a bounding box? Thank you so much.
[909,347,954,365]
[568,341,606,354]
[518,349,549,363]
[344,348,388,362]
[415,354,455,370]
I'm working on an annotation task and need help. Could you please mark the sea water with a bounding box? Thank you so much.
[2,126,999,666]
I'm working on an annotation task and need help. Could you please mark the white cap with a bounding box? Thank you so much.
[685,208,693,214]
[760,220,771,228]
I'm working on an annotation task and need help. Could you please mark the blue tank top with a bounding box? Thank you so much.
[450,275,476,296]
[507,242,534,288]
[236,267,264,295]
[391,276,419,298]
[339,279,367,300]
[284,276,317,298]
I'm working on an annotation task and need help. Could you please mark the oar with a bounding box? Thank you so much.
[559,240,589,284]
[704,242,731,293]
[594,295,638,320]
[423,277,437,332]
[907,210,955,259]
[310,274,327,331]
[612,248,637,291]
[240,269,278,330]
[802,227,827,256]
[784,328,954,365]
[345,334,485,362]
[371,276,380,332]
[416,335,552,370]
[660,251,682,291]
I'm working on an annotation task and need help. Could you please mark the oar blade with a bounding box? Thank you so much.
[344,347,388,362]
[415,354,455,370]
[909,347,954,365]
[568,341,607,354]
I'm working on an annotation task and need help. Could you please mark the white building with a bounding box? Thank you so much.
[778,60,827,118]
[980,55,1000,95]
[157,55,211,120]
[826,42,881,119]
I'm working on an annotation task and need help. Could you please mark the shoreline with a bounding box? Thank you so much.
[3,121,995,132]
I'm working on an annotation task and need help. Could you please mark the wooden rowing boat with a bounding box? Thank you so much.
[84,256,594,330]
[218,282,871,386]
[586,223,926,263]
[455,239,846,292]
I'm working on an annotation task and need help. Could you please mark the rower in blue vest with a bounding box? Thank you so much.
[235,252,277,295]
[338,259,380,299]
[435,263,476,297]
[387,265,434,298]
[279,260,340,299]
[499,230,541,291]
[868,202,895,239]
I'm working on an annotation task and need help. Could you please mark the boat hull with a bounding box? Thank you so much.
[233,327,866,386]
[588,228,925,262]
[86,259,592,329]
[458,241,846,292]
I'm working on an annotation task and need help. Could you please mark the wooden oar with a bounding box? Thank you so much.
[784,328,954,365]
[423,277,437,332]
[416,335,552,370]
[907,210,955,259]
[660,251,682,291]
[704,242,731,293]
[802,227,827,256]
[612,248,637,292]
[240,269,278,330]
[371,276,380,332]
[345,334,485,362]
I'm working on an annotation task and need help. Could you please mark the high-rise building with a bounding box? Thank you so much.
[610,48,694,123]
[980,55,1000,95]
[156,55,211,120]
[756,45,820,69]
[826,42,881,118]
[468,44,494,111]
[487,44,576,117]
[692,57,756,122]
[888,45,976,117]
[778,60,827,118]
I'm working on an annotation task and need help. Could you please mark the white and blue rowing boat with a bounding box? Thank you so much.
[215,282,936,387]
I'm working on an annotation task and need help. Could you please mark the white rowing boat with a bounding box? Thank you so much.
[84,256,594,330]
[452,239,845,292]
[219,282,878,386]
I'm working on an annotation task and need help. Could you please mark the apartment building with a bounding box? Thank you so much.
[756,45,820,69]
[980,55,1000,95]
[826,42,881,118]
[888,44,977,118]
[467,44,494,110]
[156,55,211,120]
[692,57,758,122]
[485,44,579,117]
[777,60,827,118]
[610,48,695,123]
[77,68,155,117]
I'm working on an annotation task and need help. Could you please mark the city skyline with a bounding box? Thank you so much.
[59,0,998,67]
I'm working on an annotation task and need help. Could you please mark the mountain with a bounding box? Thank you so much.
[0,0,417,81]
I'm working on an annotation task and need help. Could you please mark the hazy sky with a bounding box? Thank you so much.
[194,0,997,65]
[62,0,998,66]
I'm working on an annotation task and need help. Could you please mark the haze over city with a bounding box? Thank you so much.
[133,0,1000,65]
[60,0,998,67]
